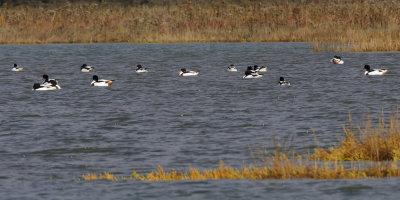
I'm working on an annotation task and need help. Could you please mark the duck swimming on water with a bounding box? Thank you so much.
[243,66,263,78]
[279,77,290,86]
[135,65,148,73]
[80,64,94,72]
[33,75,61,90]
[32,80,61,90]
[363,65,387,75]
[91,75,114,86]
[227,64,238,72]
[331,55,344,64]
[12,63,23,72]
[179,68,199,76]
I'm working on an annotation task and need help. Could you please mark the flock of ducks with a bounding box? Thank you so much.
[10,55,387,91]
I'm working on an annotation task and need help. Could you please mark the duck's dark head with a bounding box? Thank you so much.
[42,74,49,82]
[33,83,41,90]
[181,68,187,73]
[364,65,371,72]
[93,75,99,82]
[136,65,142,70]
[14,64,17,68]
[230,64,234,67]
[244,70,252,76]
[247,66,253,71]
[81,64,87,69]
[254,65,259,70]
[280,77,284,82]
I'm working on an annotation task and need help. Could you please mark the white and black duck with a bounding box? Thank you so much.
[179,68,199,76]
[279,77,290,86]
[91,75,114,86]
[12,63,23,72]
[80,64,94,72]
[363,65,387,75]
[136,65,148,73]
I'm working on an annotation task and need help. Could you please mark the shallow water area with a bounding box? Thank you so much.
[1,43,400,199]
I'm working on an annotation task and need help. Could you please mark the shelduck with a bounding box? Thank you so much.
[363,65,387,76]
[12,64,23,72]
[81,64,94,72]
[179,68,199,76]
[136,65,148,73]
[279,77,291,86]
[91,75,114,86]
[227,64,238,72]
[331,56,344,64]
[32,80,61,90]
[243,67,263,78]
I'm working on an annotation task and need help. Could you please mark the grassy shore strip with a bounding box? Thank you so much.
[1,0,400,51]
[81,112,400,181]
[81,159,400,181]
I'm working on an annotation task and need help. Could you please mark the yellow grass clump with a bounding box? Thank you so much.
[314,112,400,161]
[2,0,400,51]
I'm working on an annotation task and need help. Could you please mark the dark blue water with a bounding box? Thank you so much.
[1,43,399,199]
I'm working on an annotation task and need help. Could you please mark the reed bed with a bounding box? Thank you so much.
[81,158,400,181]
[2,0,400,51]
[314,112,400,161]
[81,112,400,181]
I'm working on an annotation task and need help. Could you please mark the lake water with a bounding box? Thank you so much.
[1,43,399,199]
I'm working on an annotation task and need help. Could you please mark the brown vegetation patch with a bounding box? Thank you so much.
[1,1,400,51]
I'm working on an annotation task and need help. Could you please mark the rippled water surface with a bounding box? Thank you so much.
[1,43,400,199]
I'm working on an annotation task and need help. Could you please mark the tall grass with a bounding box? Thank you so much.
[2,0,400,51]
[314,112,400,161]
[81,112,400,181]
[81,158,400,181]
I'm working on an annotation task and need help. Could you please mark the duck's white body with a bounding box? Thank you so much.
[365,69,387,76]
[33,85,61,90]
[136,68,148,73]
[33,80,61,90]
[331,58,344,64]
[91,79,113,86]
[81,66,94,72]
[257,67,267,72]
[243,74,263,79]
[279,81,291,86]
[12,67,23,72]
[227,67,238,72]
[179,71,199,76]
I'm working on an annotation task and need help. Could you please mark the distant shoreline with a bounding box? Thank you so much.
[1,1,399,52]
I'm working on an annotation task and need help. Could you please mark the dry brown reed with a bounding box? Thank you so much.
[1,0,400,51]
[314,112,400,161]
[81,158,400,181]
